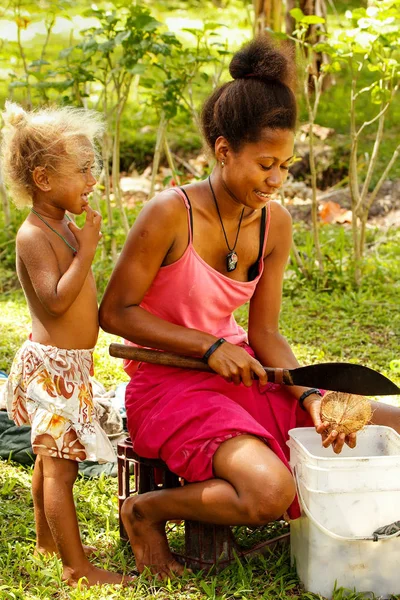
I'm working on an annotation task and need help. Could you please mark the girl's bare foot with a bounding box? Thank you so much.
[121,495,186,578]
[63,564,135,587]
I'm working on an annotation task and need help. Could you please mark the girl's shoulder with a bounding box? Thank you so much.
[16,216,48,247]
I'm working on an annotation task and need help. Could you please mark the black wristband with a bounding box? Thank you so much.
[299,388,323,411]
[202,338,226,363]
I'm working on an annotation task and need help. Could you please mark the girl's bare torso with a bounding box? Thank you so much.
[17,219,98,350]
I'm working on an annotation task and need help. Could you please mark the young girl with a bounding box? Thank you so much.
[1,102,133,587]
[99,37,400,578]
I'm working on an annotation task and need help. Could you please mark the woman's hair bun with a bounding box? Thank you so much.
[2,101,28,129]
[229,36,293,87]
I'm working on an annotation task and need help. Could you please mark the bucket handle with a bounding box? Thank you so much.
[293,467,400,542]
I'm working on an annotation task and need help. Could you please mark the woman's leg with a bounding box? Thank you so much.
[122,434,295,577]
[41,455,133,587]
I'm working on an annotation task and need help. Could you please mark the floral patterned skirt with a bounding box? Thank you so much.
[7,341,115,464]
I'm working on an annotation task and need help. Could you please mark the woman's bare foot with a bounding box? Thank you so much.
[121,495,186,578]
[63,564,135,587]
[35,543,99,558]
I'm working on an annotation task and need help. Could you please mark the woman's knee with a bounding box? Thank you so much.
[243,469,296,526]
[214,434,296,525]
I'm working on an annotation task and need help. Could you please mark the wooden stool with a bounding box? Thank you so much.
[117,438,289,571]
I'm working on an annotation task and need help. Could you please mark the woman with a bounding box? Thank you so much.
[99,37,399,577]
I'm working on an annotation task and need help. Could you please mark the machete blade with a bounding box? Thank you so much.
[290,362,400,395]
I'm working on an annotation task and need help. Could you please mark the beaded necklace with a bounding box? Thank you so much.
[30,208,77,256]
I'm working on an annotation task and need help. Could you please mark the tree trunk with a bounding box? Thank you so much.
[253,0,283,35]
[148,112,168,200]
[91,168,108,261]
[286,0,330,88]
[103,130,117,263]
[112,104,130,235]
[164,138,181,186]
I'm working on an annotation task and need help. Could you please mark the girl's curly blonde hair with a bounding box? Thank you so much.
[1,102,104,208]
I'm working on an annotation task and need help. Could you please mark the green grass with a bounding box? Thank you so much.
[0,460,310,600]
[0,222,399,598]
[0,457,389,599]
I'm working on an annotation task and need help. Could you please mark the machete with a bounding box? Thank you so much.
[109,344,400,396]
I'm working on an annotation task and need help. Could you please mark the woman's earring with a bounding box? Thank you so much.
[221,160,225,168]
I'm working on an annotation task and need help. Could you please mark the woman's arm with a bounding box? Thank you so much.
[249,202,354,453]
[100,191,214,356]
[248,202,299,371]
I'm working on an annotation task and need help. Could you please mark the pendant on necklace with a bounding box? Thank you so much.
[226,251,238,272]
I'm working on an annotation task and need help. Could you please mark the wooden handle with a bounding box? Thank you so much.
[109,343,214,372]
[108,343,294,385]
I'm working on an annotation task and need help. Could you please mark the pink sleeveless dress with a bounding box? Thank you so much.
[125,188,312,518]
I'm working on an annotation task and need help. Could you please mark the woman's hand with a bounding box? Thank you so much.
[207,342,268,387]
[303,395,357,454]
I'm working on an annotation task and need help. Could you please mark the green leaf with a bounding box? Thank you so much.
[371,86,390,104]
[59,46,74,59]
[130,63,146,75]
[132,14,160,32]
[98,40,115,53]
[143,19,161,31]
[302,15,326,25]
[81,39,98,52]
[322,60,342,73]
[290,8,305,22]
[105,14,118,26]
[114,31,131,45]
[352,7,368,21]
[182,27,201,36]
[140,78,156,88]
[204,22,225,31]
[314,41,335,54]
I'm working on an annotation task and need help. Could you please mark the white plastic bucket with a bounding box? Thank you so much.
[288,426,400,598]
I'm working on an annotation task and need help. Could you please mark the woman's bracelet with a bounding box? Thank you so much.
[202,338,226,363]
[299,388,322,411]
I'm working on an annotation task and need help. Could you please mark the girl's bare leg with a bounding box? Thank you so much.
[32,455,98,558]
[121,435,295,577]
[33,455,58,554]
[41,455,134,587]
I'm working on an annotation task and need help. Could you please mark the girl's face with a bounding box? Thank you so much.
[216,128,295,209]
[46,140,97,214]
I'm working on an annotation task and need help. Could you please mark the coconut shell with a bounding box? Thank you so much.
[320,391,372,435]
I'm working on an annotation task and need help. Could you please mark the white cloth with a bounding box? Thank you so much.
[7,341,115,463]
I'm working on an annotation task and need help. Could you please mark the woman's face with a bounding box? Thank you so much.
[217,128,295,209]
